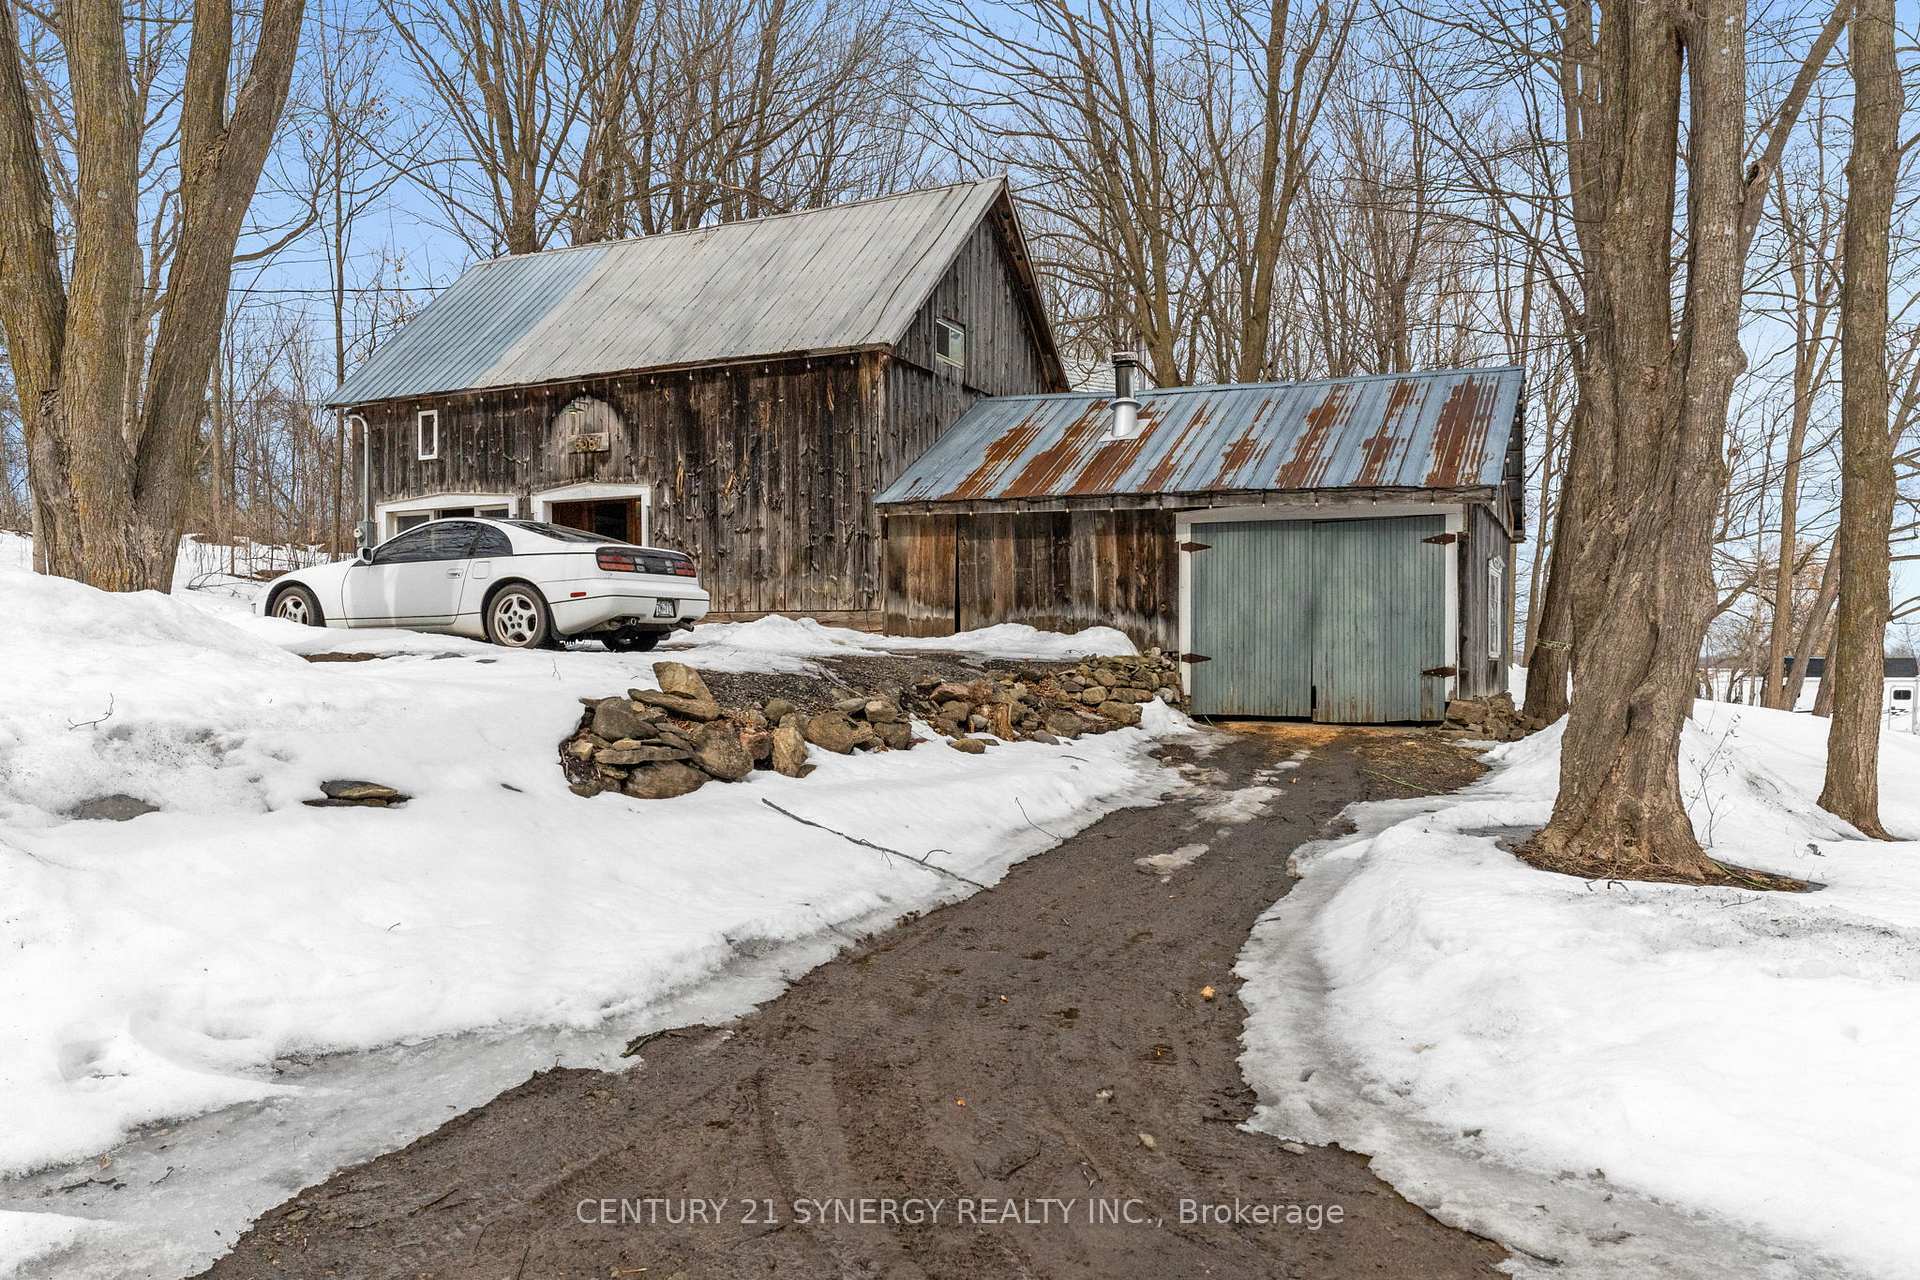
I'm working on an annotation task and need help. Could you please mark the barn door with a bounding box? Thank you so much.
[1188,520,1314,717]
[1309,515,1448,723]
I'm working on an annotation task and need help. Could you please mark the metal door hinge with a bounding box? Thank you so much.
[1179,540,1211,553]
[1422,532,1459,545]
[1181,652,1212,664]
[1422,665,1457,677]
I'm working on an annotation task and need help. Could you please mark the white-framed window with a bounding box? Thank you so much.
[417,409,439,460]
[934,318,965,368]
[1488,557,1504,660]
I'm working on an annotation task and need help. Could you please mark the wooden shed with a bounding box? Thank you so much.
[875,366,1526,722]
[328,178,1064,626]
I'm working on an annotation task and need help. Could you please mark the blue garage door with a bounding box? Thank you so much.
[1189,515,1448,723]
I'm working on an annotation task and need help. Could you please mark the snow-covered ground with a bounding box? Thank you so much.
[1239,705,1920,1280]
[0,557,1180,1279]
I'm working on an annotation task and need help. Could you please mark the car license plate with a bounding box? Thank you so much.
[653,600,676,618]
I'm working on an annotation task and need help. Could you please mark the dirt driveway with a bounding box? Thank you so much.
[199,724,1502,1279]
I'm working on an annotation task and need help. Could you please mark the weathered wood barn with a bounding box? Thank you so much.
[875,366,1527,722]
[328,178,1064,624]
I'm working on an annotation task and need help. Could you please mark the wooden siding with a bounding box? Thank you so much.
[366,355,887,617]
[360,210,1058,624]
[883,509,1177,651]
[1456,500,1514,698]
[892,217,1057,399]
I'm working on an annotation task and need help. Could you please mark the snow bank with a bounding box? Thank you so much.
[0,564,1179,1276]
[1238,705,1920,1279]
[669,614,1137,668]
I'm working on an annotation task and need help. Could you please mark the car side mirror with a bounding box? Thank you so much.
[356,546,376,566]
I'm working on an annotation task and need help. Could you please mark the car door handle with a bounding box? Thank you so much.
[446,568,463,578]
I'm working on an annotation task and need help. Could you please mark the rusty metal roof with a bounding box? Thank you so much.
[331,178,1038,405]
[875,366,1524,504]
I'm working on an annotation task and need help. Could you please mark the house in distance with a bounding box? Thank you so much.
[333,177,1525,723]
[328,177,1064,626]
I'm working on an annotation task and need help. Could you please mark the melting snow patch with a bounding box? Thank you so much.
[1136,843,1209,875]
[1196,785,1279,825]
[1237,707,1920,1279]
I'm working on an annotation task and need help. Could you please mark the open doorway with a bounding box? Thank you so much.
[550,498,644,544]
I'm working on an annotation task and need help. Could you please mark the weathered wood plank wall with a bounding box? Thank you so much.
[357,210,1057,625]
[883,509,1178,650]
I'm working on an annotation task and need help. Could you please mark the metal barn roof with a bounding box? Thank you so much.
[875,365,1525,504]
[331,178,1021,406]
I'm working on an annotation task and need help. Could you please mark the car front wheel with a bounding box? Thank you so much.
[486,584,552,649]
[271,584,323,627]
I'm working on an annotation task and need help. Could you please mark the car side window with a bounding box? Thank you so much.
[371,528,433,565]
[423,522,481,560]
[473,527,511,558]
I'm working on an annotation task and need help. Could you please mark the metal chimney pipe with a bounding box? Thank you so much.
[1108,350,1140,440]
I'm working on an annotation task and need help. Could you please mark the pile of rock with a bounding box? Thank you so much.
[562,652,1188,800]
[562,662,920,800]
[1442,692,1545,742]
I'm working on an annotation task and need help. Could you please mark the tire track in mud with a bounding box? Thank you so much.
[199,725,1502,1280]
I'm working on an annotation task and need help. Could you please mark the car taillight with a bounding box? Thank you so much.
[598,547,697,577]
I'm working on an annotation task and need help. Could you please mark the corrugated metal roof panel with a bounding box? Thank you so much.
[875,366,1525,503]
[331,179,1008,405]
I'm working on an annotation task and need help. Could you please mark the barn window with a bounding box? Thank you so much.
[935,318,965,369]
[417,409,439,460]
[1487,558,1504,660]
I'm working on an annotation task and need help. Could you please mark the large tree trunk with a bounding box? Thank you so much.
[0,0,306,592]
[1818,0,1899,837]
[1532,0,1842,881]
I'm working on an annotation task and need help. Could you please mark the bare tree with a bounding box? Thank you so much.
[1528,0,1844,881]
[0,0,308,591]
[1819,0,1901,835]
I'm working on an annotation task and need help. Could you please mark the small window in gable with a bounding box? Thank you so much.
[417,409,439,460]
[934,318,965,369]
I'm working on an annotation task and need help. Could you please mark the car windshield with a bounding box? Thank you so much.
[499,519,632,546]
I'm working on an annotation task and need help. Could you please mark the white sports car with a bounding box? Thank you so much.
[257,517,711,651]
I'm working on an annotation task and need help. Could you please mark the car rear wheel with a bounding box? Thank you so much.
[486,583,552,649]
[271,585,323,627]
[604,629,661,653]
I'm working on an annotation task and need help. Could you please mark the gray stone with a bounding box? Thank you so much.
[874,721,914,750]
[623,761,710,799]
[1078,686,1109,705]
[596,744,690,766]
[629,662,721,721]
[1155,686,1178,703]
[763,697,796,724]
[742,729,774,764]
[691,722,754,782]
[1027,731,1060,745]
[319,779,408,803]
[947,736,987,754]
[863,698,901,724]
[592,697,656,742]
[1109,686,1153,703]
[834,696,871,716]
[804,710,873,754]
[67,793,159,821]
[1097,700,1142,726]
[1044,710,1085,737]
[568,780,605,798]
